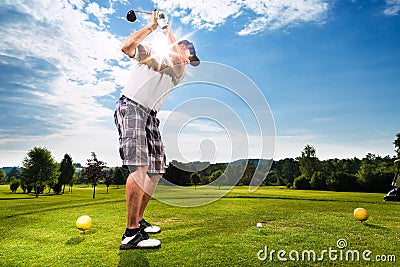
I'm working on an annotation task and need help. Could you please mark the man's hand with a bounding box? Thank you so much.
[150,10,159,30]
[157,11,169,29]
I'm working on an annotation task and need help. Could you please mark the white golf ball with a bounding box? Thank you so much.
[257,222,262,228]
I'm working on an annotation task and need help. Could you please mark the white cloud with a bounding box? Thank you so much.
[0,123,120,167]
[0,0,129,166]
[86,2,113,27]
[69,0,85,10]
[152,0,329,35]
[0,0,124,100]
[383,0,400,16]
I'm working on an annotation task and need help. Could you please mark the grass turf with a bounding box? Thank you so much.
[0,185,399,266]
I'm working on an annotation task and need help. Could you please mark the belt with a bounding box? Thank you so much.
[120,95,157,116]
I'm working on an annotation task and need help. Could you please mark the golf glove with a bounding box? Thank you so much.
[157,11,169,29]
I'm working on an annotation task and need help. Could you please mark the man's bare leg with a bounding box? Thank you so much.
[126,166,148,229]
[139,174,161,221]
[121,166,161,250]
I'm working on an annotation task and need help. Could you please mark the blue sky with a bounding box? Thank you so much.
[0,0,399,167]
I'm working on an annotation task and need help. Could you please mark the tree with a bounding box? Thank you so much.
[47,162,60,194]
[356,154,394,193]
[21,147,59,198]
[83,152,107,199]
[265,169,282,185]
[394,133,400,158]
[113,167,127,189]
[6,167,21,183]
[299,145,319,179]
[104,170,113,193]
[326,172,358,192]
[209,170,226,189]
[163,161,191,186]
[58,154,75,194]
[20,175,33,194]
[280,158,300,184]
[239,160,256,185]
[52,182,63,195]
[0,169,6,184]
[68,174,77,192]
[190,172,201,189]
[310,172,328,190]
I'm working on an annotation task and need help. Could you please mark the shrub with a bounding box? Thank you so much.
[52,183,63,195]
[326,172,358,192]
[357,170,393,193]
[293,175,311,190]
[310,171,328,190]
[10,177,20,193]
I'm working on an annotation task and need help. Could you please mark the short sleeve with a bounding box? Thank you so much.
[134,44,153,62]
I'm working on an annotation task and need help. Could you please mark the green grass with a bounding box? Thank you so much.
[0,185,399,266]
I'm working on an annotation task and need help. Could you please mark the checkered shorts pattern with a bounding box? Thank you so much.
[114,96,166,174]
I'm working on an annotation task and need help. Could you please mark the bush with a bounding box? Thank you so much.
[310,171,328,190]
[357,170,393,193]
[326,172,358,192]
[293,175,311,190]
[52,183,63,195]
[10,177,20,193]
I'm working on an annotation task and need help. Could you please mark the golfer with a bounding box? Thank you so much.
[114,10,200,250]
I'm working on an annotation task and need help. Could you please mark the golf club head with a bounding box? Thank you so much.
[127,10,137,22]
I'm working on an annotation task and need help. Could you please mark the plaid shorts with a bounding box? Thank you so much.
[114,96,166,174]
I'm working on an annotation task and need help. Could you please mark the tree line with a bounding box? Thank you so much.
[2,133,399,195]
[2,148,128,198]
[162,133,400,193]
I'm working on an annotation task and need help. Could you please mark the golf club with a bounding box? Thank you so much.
[127,10,153,22]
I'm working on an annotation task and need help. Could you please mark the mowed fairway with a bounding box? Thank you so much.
[0,185,399,266]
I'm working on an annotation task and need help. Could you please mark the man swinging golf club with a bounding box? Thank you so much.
[114,10,200,250]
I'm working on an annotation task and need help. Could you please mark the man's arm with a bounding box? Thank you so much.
[163,26,185,78]
[121,11,158,58]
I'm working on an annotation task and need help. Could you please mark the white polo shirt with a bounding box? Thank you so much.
[121,44,183,112]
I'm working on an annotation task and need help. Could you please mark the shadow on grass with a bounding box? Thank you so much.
[259,231,268,236]
[65,236,86,245]
[3,200,124,219]
[118,250,150,267]
[0,197,35,200]
[65,230,97,245]
[363,222,387,230]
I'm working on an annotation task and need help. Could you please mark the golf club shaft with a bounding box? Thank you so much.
[134,10,153,15]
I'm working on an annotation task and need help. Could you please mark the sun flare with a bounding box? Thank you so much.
[151,32,173,60]
[147,29,197,65]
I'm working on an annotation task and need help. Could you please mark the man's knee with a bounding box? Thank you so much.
[126,166,148,185]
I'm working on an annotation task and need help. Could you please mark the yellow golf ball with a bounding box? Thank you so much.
[76,215,92,231]
[353,208,369,222]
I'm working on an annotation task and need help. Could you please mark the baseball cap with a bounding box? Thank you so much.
[178,40,200,67]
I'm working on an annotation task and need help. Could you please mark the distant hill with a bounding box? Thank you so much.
[228,158,273,166]
[1,167,21,174]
